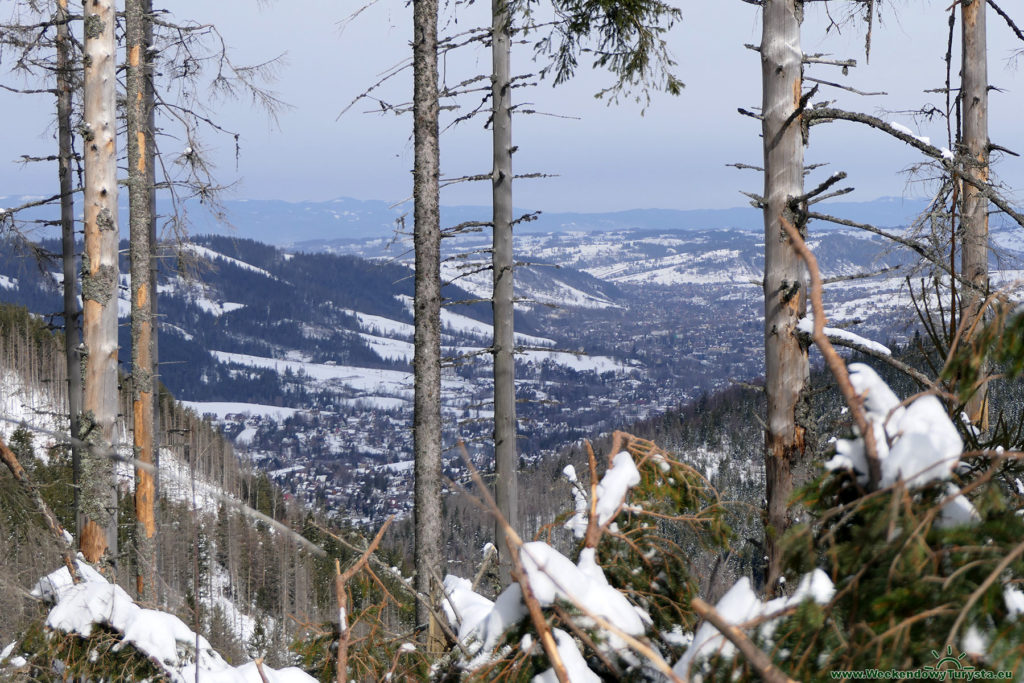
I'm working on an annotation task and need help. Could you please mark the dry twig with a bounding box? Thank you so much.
[780,216,882,488]
[335,516,394,683]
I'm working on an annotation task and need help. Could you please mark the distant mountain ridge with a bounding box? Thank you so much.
[0,194,935,245]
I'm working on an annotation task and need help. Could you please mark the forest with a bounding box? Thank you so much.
[1,0,1024,681]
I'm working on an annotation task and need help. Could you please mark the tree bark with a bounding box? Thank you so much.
[55,0,83,541]
[128,0,157,602]
[491,0,518,588]
[145,0,163,603]
[960,0,989,428]
[412,0,444,649]
[760,0,808,595]
[80,0,120,569]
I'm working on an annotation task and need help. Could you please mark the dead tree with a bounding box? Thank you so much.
[959,0,989,427]
[127,0,157,602]
[760,0,808,595]
[412,0,445,650]
[80,0,120,568]
[54,0,83,539]
[490,0,518,587]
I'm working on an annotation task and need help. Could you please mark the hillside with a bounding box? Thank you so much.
[0,305,342,671]
[3,224,1024,528]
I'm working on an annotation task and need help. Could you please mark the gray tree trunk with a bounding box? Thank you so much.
[55,0,82,539]
[960,0,989,427]
[127,0,157,602]
[491,0,518,588]
[146,0,162,603]
[412,0,444,650]
[760,0,808,595]
[80,0,120,569]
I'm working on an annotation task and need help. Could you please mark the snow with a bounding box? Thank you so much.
[0,274,17,290]
[563,465,589,539]
[441,575,526,657]
[532,629,600,683]
[519,542,645,637]
[181,243,278,281]
[211,350,415,394]
[520,349,633,374]
[1004,585,1024,618]
[797,317,891,356]
[673,569,834,676]
[438,261,617,311]
[938,484,980,528]
[210,350,472,401]
[827,364,963,489]
[359,332,415,362]
[195,296,246,317]
[32,561,315,683]
[961,625,988,658]
[586,249,759,287]
[342,309,415,339]
[889,121,926,144]
[395,295,557,346]
[181,401,301,421]
[594,452,641,526]
[442,539,647,669]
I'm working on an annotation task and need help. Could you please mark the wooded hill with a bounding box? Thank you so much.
[0,303,389,671]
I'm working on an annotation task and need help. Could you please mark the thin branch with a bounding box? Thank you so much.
[690,598,798,683]
[946,538,1024,647]
[798,327,939,390]
[780,216,882,488]
[336,517,394,683]
[988,0,1024,43]
[804,76,885,96]
[805,107,1024,227]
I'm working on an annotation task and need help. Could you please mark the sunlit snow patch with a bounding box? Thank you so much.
[32,561,315,682]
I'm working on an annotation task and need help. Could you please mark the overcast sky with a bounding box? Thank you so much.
[0,0,1021,213]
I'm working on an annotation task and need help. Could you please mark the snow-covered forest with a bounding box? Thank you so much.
[1,0,1024,681]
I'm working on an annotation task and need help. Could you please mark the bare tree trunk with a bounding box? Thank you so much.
[412,0,444,650]
[960,0,989,428]
[491,0,518,588]
[128,0,157,602]
[80,0,120,569]
[55,0,82,539]
[760,0,808,595]
[145,0,163,604]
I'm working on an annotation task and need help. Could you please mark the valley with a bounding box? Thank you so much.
[5,216,1022,527]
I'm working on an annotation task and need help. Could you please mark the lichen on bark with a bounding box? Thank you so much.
[96,208,115,232]
[82,263,116,304]
[84,14,104,39]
